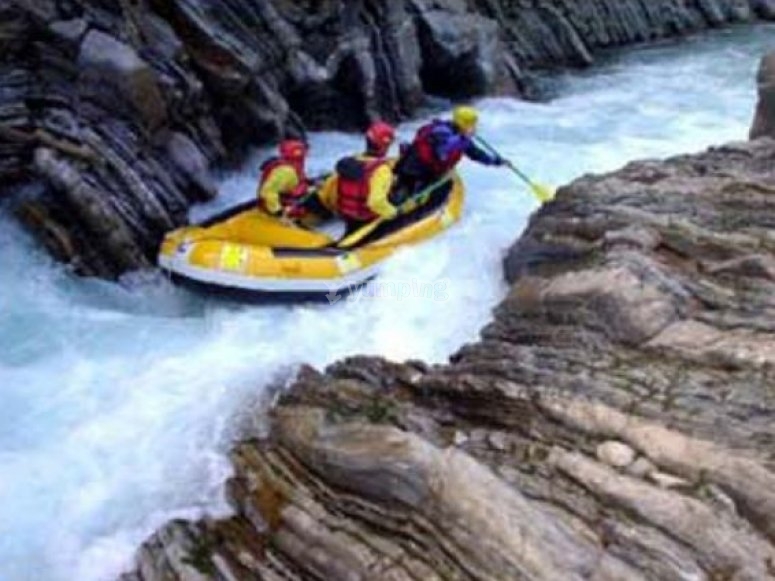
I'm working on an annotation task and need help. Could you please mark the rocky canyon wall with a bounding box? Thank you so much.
[2,0,774,277]
[124,136,775,580]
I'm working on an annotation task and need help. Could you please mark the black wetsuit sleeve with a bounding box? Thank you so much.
[464,139,500,165]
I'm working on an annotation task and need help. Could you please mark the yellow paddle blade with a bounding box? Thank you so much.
[531,182,556,203]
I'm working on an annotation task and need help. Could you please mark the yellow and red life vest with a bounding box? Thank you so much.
[335,156,388,222]
[258,157,309,216]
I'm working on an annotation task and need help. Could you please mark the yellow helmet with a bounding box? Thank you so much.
[452,105,479,134]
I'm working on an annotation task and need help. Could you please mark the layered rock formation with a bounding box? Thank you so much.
[751,51,775,139]
[2,0,774,277]
[125,138,775,580]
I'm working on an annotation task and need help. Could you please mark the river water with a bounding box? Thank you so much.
[0,24,773,581]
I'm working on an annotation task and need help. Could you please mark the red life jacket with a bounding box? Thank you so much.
[413,120,463,174]
[258,157,308,214]
[335,156,387,222]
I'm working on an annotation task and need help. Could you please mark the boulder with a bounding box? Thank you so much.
[48,19,88,44]
[78,30,167,131]
[754,0,775,18]
[165,132,217,201]
[414,7,501,96]
[596,441,637,468]
[750,51,775,139]
[626,457,657,478]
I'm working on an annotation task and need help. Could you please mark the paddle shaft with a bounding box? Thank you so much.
[474,136,533,186]
[398,171,454,212]
[474,136,556,203]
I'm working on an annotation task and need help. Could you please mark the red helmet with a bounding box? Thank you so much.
[279,139,307,162]
[366,121,395,151]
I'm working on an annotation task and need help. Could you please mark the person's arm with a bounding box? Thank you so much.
[463,138,503,165]
[366,164,399,219]
[258,165,299,214]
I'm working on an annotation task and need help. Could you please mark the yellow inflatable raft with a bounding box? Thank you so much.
[157,173,464,300]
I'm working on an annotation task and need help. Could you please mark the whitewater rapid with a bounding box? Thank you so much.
[1,24,773,581]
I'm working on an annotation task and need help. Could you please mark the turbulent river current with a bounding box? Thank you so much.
[1,24,773,581]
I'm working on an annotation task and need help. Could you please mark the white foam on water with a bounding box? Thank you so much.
[0,24,773,581]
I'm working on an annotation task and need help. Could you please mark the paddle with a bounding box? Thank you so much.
[334,172,455,249]
[473,136,556,203]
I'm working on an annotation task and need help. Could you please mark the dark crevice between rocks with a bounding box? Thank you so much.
[287,53,371,133]
[411,6,500,101]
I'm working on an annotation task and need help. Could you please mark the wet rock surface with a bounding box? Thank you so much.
[126,138,775,579]
[752,51,775,139]
[2,0,773,277]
